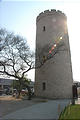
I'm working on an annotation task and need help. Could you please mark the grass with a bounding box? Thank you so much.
[59,104,80,120]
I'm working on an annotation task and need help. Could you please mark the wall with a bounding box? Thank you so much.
[35,9,73,99]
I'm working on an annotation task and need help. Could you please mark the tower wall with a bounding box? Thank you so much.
[35,9,73,99]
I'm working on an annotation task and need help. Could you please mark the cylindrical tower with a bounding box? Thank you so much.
[35,9,73,99]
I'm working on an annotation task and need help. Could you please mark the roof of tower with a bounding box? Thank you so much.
[36,9,67,22]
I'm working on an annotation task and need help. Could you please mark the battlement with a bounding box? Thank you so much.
[37,9,67,22]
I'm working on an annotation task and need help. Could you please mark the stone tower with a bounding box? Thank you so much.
[35,9,73,99]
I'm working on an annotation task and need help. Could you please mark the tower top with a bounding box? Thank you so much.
[36,9,67,22]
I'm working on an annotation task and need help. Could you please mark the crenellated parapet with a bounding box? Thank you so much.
[37,9,67,22]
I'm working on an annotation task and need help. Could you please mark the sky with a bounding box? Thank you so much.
[0,0,80,81]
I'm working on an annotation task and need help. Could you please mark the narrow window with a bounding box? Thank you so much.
[43,26,45,31]
[42,82,46,90]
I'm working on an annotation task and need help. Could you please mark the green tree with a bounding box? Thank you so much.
[12,77,32,99]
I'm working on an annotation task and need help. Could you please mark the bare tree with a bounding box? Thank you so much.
[0,28,34,99]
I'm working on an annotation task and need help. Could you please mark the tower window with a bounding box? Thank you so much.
[43,26,45,31]
[42,82,46,90]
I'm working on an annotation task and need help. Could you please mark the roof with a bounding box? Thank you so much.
[0,78,14,85]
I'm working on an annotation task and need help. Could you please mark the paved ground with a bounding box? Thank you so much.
[0,96,71,120]
[0,95,39,118]
[75,98,80,104]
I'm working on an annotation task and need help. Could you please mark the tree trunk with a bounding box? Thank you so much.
[26,85,32,100]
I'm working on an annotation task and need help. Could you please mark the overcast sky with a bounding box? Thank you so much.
[0,0,80,81]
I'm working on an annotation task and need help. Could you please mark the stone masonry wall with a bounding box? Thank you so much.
[35,9,73,99]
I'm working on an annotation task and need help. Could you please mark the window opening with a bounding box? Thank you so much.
[43,26,45,31]
[42,82,46,90]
